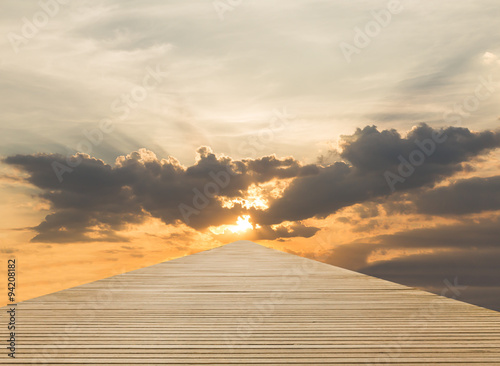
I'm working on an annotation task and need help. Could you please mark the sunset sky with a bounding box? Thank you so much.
[1,0,500,311]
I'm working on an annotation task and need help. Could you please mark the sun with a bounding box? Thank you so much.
[229,215,253,233]
[209,215,255,235]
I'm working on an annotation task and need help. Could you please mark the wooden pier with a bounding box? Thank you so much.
[3,240,500,364]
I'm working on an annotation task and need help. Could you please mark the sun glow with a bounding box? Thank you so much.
[230,215,253,233]
[209,215,254,235]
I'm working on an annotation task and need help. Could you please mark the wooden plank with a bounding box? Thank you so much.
[2,240,500,364]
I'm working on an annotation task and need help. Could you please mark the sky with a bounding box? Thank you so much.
[1,0,500,311]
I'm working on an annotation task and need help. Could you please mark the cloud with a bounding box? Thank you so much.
[326,216,500,269]
[3,147,317,242]
[361,249,500,311]
[323,216,500,310]
[0,248,18,254]
[4,124,500,242]
[414,175,500,215]
[252,223,320,240]
[256,124,500,224]
[341,124,500,171]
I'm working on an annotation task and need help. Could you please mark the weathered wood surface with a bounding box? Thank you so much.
[2,240,500,365]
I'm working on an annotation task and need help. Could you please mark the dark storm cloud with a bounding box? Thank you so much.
[340,123,500,173]
[362,249,500,288]
[325,216,500,269]
[4,124,500,242]
[4,153,144,242]
[252,223,320,240]
[415,175,500,215]
[257,124,500,225]
[3,148,317,242]
[323,217,500,311]
[361,250,500,312]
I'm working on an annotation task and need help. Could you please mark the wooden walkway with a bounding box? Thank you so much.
[2,240,500,365]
